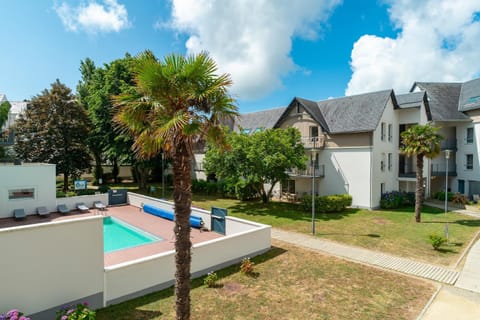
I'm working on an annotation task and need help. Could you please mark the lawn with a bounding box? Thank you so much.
[97,240,435,320]
[189,195,480,266]
[113,184,480,266]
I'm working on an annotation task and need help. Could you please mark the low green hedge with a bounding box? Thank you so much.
[301,194,352,213]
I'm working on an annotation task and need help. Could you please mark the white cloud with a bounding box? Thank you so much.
[346,0,480,95]
[168,0,341,100]
[55,0,130,34]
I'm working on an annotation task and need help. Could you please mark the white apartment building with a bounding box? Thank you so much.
[197,78,480,209]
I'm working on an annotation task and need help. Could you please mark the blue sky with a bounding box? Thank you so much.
[1,1,479,113]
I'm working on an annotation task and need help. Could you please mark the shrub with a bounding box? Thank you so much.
[452,192,468,205]
[429,233,447,250]
[301,194,352,213]
[97,185,110,193]
[433,191,455,201]
[56,302,95,320]
[240,257,255,276]
[203,271,218,288]
[380,191,415,209]
[0,309,30,320]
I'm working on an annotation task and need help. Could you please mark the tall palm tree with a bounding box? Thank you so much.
[400,124,443,222]
[114,51,238,320]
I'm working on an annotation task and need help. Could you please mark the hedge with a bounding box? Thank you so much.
[301,194,352,213]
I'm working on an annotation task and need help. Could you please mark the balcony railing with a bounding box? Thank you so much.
[440,139,457,151]
[287,164,325,177]
[0,130,14,145]
[431,163,457,177]
[301,136,325,149]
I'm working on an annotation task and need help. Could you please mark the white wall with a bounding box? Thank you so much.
[0,163,56,218]
[0,216,104,317]
[456,119,480,195]
[56,193,109,212]
[105,223,270,304]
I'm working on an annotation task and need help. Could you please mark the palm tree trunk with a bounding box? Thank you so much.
[172,139,192,320]
[415,154,424,222]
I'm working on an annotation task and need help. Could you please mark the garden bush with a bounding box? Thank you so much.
[429,233,447,250]
[433,191,455,201]
[301,194,352,213]
[380,191,415,209]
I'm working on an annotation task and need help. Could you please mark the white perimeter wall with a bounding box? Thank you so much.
[0,164,56,218]
[104,192,271,304]
[0,216,104,316]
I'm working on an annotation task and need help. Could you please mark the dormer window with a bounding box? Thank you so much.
[466,127,474,144]
[242,128,251,134]
[310,126,318,138]
[296,103,301,114]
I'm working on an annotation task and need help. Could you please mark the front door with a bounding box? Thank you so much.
[458,180,465,194]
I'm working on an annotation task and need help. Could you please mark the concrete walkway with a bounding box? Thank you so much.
[271,228,459,284]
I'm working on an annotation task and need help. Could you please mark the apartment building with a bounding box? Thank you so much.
[198,78,480,209]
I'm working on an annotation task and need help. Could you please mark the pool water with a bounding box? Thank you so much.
[103,217,162,253]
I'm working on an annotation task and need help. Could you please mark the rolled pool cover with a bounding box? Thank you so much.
[143,204,204,228]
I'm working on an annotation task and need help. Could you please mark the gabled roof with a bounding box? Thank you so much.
[458,78,480,112]
[318,90,396,134]
[9,101,28,114]
[234,107,286,133]
[411,82,469,121]
[0,94,6,103]
[396,91,425,108]
[274,90,396,134]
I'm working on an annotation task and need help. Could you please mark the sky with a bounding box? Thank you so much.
[0,0,479,113]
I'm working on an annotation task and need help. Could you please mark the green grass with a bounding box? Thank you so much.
[96,241,435,320]
[106,183,480,266]
[190,195,480,266]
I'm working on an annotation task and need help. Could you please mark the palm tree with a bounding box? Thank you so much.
[400,124,443,222]
[114,51,238,320]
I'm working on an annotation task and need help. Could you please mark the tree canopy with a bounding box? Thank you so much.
[204,127,307,203]
[0,100,10,128]
[400,124,443,222]
[77,54,137,184]
[113,51,238,320]
[13,79,91,191]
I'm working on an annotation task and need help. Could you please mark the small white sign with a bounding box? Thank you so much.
[74,180,87,190]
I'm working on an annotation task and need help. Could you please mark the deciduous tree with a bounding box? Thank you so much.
[14,80,91,191]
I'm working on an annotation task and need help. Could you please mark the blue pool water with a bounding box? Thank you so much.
[103,217,162,253]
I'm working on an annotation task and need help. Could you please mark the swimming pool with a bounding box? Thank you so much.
[103,217,162,253]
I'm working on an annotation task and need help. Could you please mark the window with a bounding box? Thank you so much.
[8,188,35,200]
[381,122,386,141]
[241,128,251,134]
[466,127,474,144]
[282,179,295,194]
[388,153,393,171]
[388,124,393,142]
[254,127,263,133]
[380,183,385,196]
[310,126,318,138]
[466,154,474,170]
[380,153,385,171]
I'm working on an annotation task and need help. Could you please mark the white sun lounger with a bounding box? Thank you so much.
[76,202,89,212]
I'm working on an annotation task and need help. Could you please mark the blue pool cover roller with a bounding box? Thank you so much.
[143,204,204,228]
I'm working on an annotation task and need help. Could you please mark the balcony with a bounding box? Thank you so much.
[440,139,457,151]
[287,164,325,178]
[0,130,14,146]
[301,136,325,149]
[431,163,457,177]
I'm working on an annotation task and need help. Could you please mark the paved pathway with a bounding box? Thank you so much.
[271,228,459,284]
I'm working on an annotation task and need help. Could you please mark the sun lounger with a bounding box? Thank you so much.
[14,208,25,220]
[94,201,106,211]
[37,206,49,217]
[76,202,89,212]
[57,204,69,214]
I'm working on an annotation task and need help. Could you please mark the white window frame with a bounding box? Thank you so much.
[388,153,392,171]
[388,124,393,142]
[381,122,386,141]
[466,154,474,170]
[8,188,35,200]
[466,127,474,144]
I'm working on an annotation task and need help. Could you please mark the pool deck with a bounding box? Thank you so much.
[0,205,223,267]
